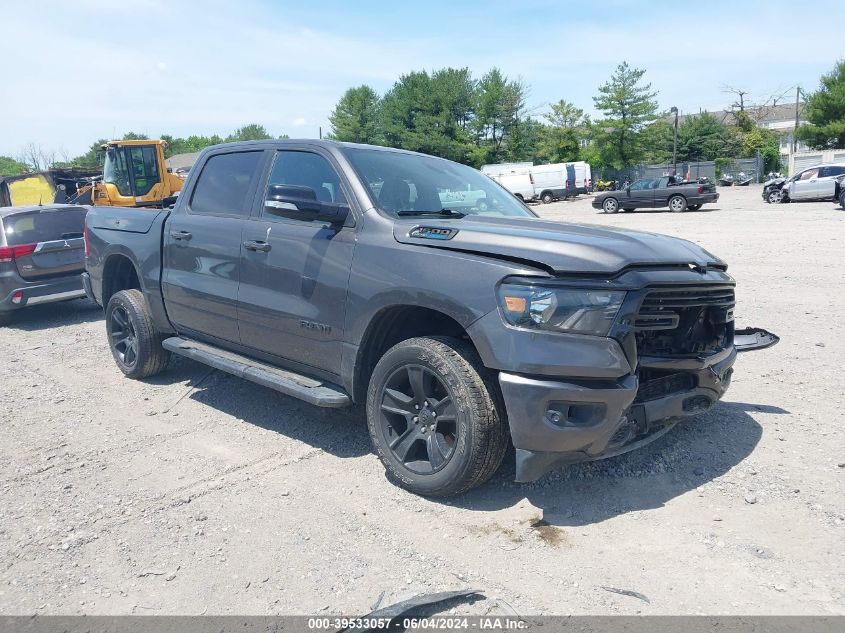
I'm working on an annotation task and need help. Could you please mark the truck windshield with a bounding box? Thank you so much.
[103,148,132,196]
[343,147,535,219]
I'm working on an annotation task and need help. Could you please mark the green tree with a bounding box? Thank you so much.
[0,155,30,176]
[329,85,382,144]
[537,100,586,163]
[677,113,740,162]
[592,61,659,168]
[225,124,272,142]
[640,119,674,164]
[473,68,525,164]
[506,116,543,163]
[797,60,845,149]
[379,68,477,163]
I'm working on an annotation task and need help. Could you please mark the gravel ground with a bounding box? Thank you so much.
[0,185,842,616]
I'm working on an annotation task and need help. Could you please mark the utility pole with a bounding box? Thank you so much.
[670,106,679,176]
[792,86,800,155]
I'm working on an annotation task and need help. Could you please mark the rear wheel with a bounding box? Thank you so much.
[366,336,508,497]
[106,289,170,379]
[668,195,687,212]
[541,192,554,204]
[602,197,619,213]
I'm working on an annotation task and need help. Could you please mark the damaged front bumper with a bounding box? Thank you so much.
[502,328,778,482]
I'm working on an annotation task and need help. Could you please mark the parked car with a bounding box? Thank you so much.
[765,163,845,203]
[591,176,719,213]
[84,140,776,497]
[0,204,89,324]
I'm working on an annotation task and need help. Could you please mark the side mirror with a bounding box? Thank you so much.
[264,184,349,225]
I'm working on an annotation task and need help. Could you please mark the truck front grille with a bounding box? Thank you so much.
[634,285,735,357]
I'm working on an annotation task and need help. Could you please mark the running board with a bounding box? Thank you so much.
[162,337,351,408]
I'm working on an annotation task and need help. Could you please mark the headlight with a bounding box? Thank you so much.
[498,283,626,336]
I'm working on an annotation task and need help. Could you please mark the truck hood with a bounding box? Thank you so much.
[393,215,725,275]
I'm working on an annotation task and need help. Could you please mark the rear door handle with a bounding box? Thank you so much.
[243,240,271,252]
[170,230,192,241]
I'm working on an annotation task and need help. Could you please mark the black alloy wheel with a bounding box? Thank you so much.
[377,364,458,474]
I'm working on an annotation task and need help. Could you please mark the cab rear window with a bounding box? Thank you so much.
[1,207,87,246]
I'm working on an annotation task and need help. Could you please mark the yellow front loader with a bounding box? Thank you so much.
[76,140,184,207]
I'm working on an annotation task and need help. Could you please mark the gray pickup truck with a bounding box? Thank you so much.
[592,176,719,213]
[83,140,776,496]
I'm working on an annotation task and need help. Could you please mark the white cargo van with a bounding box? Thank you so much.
[481,163,536,202]
[529,163,569,203]
[490,171,536,202]
[561,162,591,195]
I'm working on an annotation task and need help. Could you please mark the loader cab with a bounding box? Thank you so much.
[93,140,182,207]
[102,143,160,197]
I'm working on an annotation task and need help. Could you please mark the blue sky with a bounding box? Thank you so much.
[1,0,841,157]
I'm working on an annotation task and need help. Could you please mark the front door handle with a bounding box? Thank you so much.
[170,230,192,241]
[243,240,271,252]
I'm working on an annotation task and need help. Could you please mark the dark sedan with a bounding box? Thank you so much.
[592,176,719,213]
[0,204,89,324]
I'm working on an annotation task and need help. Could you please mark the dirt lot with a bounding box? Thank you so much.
[0,185,842,616]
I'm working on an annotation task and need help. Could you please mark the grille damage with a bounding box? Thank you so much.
[634,286,735,357]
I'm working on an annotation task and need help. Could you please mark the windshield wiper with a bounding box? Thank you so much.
[396,208,466,218]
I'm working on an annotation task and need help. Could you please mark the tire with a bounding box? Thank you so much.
[366,336,508,497]
[668,195,687,213]
[767,188,783,204]
[602,197,619,213]
[0,312,12,327]
[687,204,701,211]
[840,191,845,209]
[541,192,554,204]
[105,289,170,379]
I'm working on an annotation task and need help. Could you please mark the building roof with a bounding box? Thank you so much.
[166,152,200,171]
[675,103,805,127]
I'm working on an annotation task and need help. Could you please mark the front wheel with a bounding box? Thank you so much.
[668,195,687,212]
[602,197,619,213]
[767,188,783,204]
[106,289,171,379]
[366,336,508,497]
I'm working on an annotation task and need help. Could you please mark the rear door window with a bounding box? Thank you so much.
[1,207,87,245]
[819,165,845,178]
[190,151,263,216]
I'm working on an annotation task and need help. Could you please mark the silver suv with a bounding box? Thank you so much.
[784,163,845,201]
[0,204,88,324]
